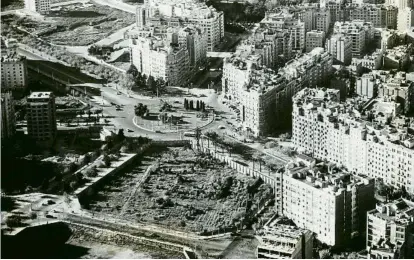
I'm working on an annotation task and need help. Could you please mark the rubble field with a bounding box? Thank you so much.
[89,147,273,233]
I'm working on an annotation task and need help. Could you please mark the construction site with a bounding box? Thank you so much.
[87,144,274,234]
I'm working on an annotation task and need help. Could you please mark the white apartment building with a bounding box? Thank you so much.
[256,224,314,259]
[278,155,376,247]
[1,52,28,90]
[326,33,352,65]
[24,0,51,14]
[334,20,373,58]
[136,5,149,28]
[260,10,306,51]
[292,88,414,194]
[397,7,414,34]
[306,30,325,52]
[1,92,15,139]
[145,0,224,51]
[222,48,332,136]
[27,92,57,144]
[367,199,414,259]
[356,73,377,98]
[348,4,398,29]
[351,49,384,70]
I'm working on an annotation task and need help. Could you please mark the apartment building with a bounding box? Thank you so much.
[348,4,398,29]
[1,52,28,90]
[256,224,314,258]
[326,34,352,65]
[278,155,375,247]
[377,71,414,113]
[397,7,414,33]
[260,10,306,51]
[306,30,325,52]
[292,88,414,194]
[1,92,15,139]
[356,72,377,98]
[334,20,373,58]
[351,49,384,70]
[222,47,332,136]
[384,44,413,70]
[27,92,57,144]
[24,0,51,14]
[177,26,207,69]
[314,9,331,32]
[367,199,414,259]
[145,0,224,51]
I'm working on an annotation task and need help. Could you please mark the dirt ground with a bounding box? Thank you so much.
[89,146,273,233]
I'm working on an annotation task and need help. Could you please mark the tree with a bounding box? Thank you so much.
[190,100,194,110]
[6,215,22,228]
[103,154,111,167]
[252,151,263,172]
[126,64,138,78]
[117,129,125,142]
[147,75,156,91]
[196,100,200,111]
[155,78,166,97]
[184,98,188,110]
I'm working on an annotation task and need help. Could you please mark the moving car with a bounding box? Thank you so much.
[127,128,134,132]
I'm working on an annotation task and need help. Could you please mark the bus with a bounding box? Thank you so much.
[183,131,196,137]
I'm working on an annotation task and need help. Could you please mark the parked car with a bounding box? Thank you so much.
[127,128,134,132]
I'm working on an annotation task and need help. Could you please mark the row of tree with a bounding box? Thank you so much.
[184,99,206,111]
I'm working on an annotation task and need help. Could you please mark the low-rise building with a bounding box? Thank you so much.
[367,199,414,259]
[256,224,314,259]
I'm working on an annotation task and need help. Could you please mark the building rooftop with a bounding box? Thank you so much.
[28,92,53,99]
[256,224,308,254]
[369,199,414,226]
[293,88,414,150]
[281,155,373,194]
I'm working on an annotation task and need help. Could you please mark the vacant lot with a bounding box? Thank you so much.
[8,2,135,45]
[89,146,273,233]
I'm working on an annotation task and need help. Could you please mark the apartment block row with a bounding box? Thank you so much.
[292,88,414,195]
[130,25,207,86]
[138,0,224,51]
[222,47,332,137]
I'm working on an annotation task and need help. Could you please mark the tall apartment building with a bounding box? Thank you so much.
[130,37,190,86]
[145,0,224,51]
[1,52,28,90]
[222,48,332,136]
[277,155,376,247]
[333,20,373,58]
[248,27,293,69]
[177,26,207,69]
[24,0,51,14]
[377,71,414,113]
[1,92,15,139]
[27,92,57,144]
[136,5,148,28]
[306,30,325,52]
[260,10,306,51]
[367,199,414,259]
[397,7,414,33]
[314,9,331,32]
[356,72,377,98]
[256,224,314,258]
[385,0,413,9]
[292,88,414,194]
[326,33,352,65]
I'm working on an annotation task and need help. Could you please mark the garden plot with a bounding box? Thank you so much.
[13,2,135,46]
[89,147,273,233]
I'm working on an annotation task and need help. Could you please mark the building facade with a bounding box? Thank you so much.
[306,30,325,52]
[256,224,314,259]
[278,155,376,247]
[27,92,57,144]
[1,53,28,90]
[24,0,51,14]
[326,33,352,65]
[1,92,15,139]
[292,88,414,194]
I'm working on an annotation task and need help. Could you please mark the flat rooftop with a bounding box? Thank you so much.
[28,92,53,99]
